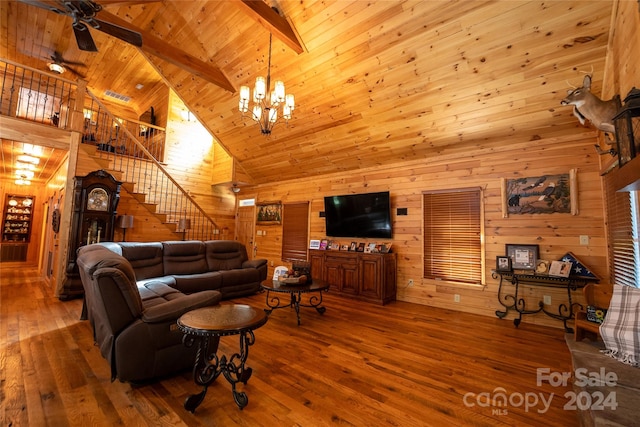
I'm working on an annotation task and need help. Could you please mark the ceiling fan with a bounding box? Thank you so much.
[20,0,143,52]
[46,51,86,77]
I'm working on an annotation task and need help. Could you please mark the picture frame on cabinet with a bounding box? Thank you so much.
[350,241,357,251]
[380,243,392,253]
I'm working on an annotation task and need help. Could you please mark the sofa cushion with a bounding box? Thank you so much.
[138,280,182,307]
[171,271,223,294]
[118,242,164,280]
[220,268,260,286]
[205,240,247,271]
[162,241,208,275]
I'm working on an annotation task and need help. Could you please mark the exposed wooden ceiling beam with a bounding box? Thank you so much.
[98,10,236,93]
[235,0,305,54]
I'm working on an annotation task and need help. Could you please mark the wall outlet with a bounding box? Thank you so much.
[544,295,552,305]
[580,235,589,245]
[408,279,414,287]
[454,294,460,303]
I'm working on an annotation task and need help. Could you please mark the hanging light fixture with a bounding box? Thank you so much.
[48,62,65,74]
[238,33,295,135]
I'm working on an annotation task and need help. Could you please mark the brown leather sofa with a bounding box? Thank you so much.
[76,240,267,383]
[97,240,267,298]
[76,244,222,383]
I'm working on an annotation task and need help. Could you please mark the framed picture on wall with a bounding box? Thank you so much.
[256,202,282,225]
[501,169,578,218]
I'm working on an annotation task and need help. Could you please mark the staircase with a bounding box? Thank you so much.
[82,93,221,241]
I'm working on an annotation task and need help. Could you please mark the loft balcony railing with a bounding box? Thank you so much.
[81,97,166,164]
[0,57,219,240]
[0,58,77,128]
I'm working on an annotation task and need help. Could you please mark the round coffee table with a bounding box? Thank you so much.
[260,279,329,325]
[177,304,268,411]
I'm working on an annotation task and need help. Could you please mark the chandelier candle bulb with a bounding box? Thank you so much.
[274,80,285,102]
[254,77,266,100]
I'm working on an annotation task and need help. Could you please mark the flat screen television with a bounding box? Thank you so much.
[324,191,392,238]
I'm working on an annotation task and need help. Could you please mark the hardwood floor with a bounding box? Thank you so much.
[1,264,579,426]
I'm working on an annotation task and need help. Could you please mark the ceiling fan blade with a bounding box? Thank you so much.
[93,18,142,47]
[53,52,86,66]
[18,0,66,14]
[73,23,98,52]
[65,65,86,78]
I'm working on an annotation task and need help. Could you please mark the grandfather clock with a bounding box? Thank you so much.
[59,170,122,301]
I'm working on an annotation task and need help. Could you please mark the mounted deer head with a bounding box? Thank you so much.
[561,75,619,139]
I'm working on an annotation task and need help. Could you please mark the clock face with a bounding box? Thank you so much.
[87,188,109,211]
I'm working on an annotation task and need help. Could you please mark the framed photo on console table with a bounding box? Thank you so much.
[548,260,572,278]
[496,256,512,272]
[506,244,539,270]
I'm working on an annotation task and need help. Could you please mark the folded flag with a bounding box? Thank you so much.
[560,252,599,280]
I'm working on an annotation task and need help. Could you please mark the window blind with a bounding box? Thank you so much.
[282,202,310,262]
[603,174,639,287]
[423,189,482,284]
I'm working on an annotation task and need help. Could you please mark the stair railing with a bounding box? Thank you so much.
[84,91,220,240]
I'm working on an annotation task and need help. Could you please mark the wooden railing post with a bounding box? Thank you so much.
[69,79,87,132]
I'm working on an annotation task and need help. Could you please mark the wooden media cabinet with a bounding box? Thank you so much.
[309,249,396,305]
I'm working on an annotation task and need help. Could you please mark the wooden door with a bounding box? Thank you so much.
[236,204,255,259]
[359,255,382,301]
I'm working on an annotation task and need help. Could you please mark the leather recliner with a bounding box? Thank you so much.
[76,245,222,383]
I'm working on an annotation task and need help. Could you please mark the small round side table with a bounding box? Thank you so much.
[178,304,268,411]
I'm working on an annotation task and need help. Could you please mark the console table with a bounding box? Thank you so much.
[493,271,598,332]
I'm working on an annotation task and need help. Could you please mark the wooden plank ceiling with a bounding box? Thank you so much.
[0,0,614,185]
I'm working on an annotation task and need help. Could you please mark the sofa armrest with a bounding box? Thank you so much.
[243,258,267,269]
[141,290,221,323]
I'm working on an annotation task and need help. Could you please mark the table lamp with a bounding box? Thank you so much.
[117,215,134,242]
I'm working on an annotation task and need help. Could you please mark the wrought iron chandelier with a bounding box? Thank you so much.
[238,33,294,135]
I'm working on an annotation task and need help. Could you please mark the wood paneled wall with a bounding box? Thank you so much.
[241,0,639,329]
[602,0,640,101]
[163,90,236,231]
[246,130,606,328]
